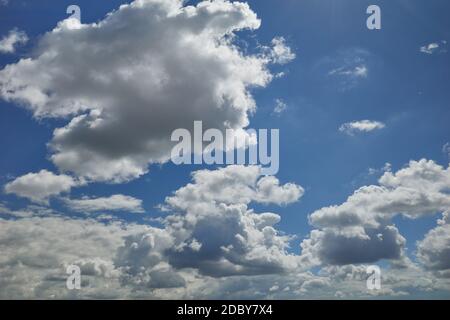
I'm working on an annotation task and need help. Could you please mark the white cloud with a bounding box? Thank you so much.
[321,48,372,90]
[163,165,303,210]
[420,43,439,54]
[0,28,28,53]
[267,37,296,65]
[273,98,287,114]
[0,0,294,183]
[329,65,368,78]
[4,170,78,204]
[159,165,303,276]
[0,215,150,299]
[420,41,447,54]
[417,212,450,278]
[442,142,450,161]
[339,120,385,136]
[63,194,144,213]
[0,165,305,297]
[0,162,449,298]
[300,159,450,267]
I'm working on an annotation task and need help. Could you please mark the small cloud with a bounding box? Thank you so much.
[368,162,392,176]
[4,170,78,204]
[273,98,287,114]
[63,194,145,213]
[0,28,28,54]
[443,142,450,161]
[339,120,385,136]
[274,71,286,78]
[329,65,368,78]
[318,48,372,91]
[420,40,447,54]
[266,37,296,65]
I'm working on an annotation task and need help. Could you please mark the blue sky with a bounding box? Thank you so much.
[0,0,449,299]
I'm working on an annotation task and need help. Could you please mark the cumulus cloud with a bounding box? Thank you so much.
[4,170,78,204]
[0,165,305,298]
[339,120,385,136]
[0,215,150,299]
[300,159,450,267]
[0,28,28,53]
[0,0,294,183]
[0,161,449,299]
[163,165,303,210]
[63,194,144,213]
[159,165,304,276]
[417,212,450,278]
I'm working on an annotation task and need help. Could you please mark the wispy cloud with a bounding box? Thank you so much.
[420,40,447,54]
[273,98,287,114]
[339,120,385,136]
[63,194,144,213]
[329,65,368,78]
[0,29,28,54]
[318,48,372,91]
[443,142,450,161]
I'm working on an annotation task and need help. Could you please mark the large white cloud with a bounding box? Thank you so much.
[4,170,78,204]
[0,0,291,183]
[0,164,306,297]
[300,159,450,267]
[154,165,303,276]
[163,165,303,210]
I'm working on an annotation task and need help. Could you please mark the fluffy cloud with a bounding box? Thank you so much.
[0,165,305,297]
[1,161,450,299]
[158,165,303,276]
[0,215,148,299]
[4,170,78,204]
[164,165,303,210]
[63,194,144,213]
[0,28,28,53]
[0,0,292,183]
[339,120,385,136]
[266,37,296,65]
[417,212,450,278]
[300,159,450,267]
